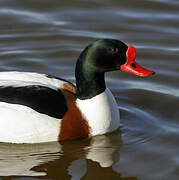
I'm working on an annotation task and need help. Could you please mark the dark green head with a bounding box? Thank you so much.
[77,39,128,73]
[75,39,128,99]
[75,38,154,100]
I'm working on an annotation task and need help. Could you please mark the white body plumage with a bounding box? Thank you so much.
[0,72,120,143]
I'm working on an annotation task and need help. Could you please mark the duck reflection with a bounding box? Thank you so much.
[0,131,137,180]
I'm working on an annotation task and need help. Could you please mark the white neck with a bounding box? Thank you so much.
[76,88,120,136]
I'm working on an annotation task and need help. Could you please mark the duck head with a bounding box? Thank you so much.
[75,39,154,100]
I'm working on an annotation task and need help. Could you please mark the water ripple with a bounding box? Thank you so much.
[123,80,179,98]
[0,8,67,26]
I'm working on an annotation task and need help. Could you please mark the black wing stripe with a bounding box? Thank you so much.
[0,85,68,119]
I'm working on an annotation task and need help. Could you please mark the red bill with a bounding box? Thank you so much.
[120,46,155,77]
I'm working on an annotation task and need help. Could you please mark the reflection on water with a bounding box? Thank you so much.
[0,133,136,179]
[0,0,179,179]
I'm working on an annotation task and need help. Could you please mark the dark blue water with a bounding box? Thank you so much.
[0,0,179,179]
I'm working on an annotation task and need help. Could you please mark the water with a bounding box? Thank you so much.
[0,0,178,179]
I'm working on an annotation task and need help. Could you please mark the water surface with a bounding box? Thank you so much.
[0,0,179,179]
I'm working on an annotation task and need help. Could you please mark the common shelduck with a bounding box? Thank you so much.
[0,39,154,143]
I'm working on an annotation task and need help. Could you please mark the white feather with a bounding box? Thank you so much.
[0,71,65,89]
[76,88,120,136]
[0,102,61,143]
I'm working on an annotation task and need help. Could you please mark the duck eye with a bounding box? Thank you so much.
[108,47,118,54]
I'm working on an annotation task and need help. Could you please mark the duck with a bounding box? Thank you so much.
[0,39,154,143]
